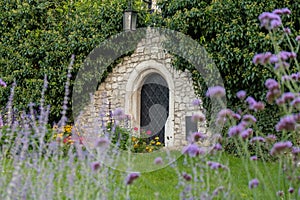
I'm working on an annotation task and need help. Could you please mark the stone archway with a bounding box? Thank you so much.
[140,73,169,144]
[125,60,175,147]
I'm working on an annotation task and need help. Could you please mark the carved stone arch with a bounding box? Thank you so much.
[125,60,175,147]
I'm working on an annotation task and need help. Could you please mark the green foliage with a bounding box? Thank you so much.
[0,0,149,123]
[152,0,300,135]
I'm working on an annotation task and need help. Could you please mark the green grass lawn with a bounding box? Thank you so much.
[1,150,292,199]
[112,152,285,200]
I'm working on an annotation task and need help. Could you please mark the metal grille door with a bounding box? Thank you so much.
[140,73,169,144]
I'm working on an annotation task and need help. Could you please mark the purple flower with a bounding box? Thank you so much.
[292,147,300,156]
[288,187,294,193]
[265,79,280,90]
[258,12,282,30]
[191,113,205,122]
[253,101,265,111]
[276,115,296,131]
[277,191,284,196]
[270,141,293,156]
[242,114,257,124]
[276,92,295,105]
[125,172,140,185]
[240,128,253,139]
[182,172,192,181]
[113,108,124,116]
[250,156,258,161]
[213,143,222,151]
[266,134,277,143]
[228,125,243,137]
[237,90,246,100]
[154,157,163,165]
[296,36,300,42]
[250,136,266,143]
[206,86,226,98]
[182,144,201,157]
[284,27,291,34]
[248,178,259,189]
[90,161,101,172]
[291,97,300,108]
[272,8,291,15]
[192,99,201,106]
[252,52,272,65]
[246,96,257,110]
[191,132,206,142]
[0,78,7,87]
[207,161,227,170]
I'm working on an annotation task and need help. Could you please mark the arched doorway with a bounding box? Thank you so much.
[140,73,169,144]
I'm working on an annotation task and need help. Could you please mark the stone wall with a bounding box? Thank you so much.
[77,28,207,147]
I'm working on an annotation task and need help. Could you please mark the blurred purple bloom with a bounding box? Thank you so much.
[191,113,205,122]
[289,187,294,193]
[276,92,295,105]
[291,97,300,108]
[250,136,266,143]
[213,143,222,151]
[0,78,7,87]
[258,12,282,30]
[253,101,265,111]
[228,125,243,137]
[292,147,300,155]
[277,191,284,196]
[242,114,257,124]
[252,52,272,65]
[270,141,293,155]
[265,79,280,90]
[182,144,201,157]
[236,90,246,100]
[272,8,291,15]
[90,161,101,172]
[192,99,201,106]
[125,172,140,185]
[191,131,206,142]
[246,96,257,110]
[250,156,258,161]
[182,172,192,181]
[296,36,300,42]
[206,86,226,98]
[249,178,259,189]
[276,115,296,131]
[154,157,163,165]
[113,108,124,116]
[266,134,277,143]
[284,27,291,34]
[207,161,227,170]
[240,128,253,139]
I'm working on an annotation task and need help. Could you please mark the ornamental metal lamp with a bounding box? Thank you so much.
[123,9,137,31]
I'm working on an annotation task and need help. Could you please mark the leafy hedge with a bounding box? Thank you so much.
[0,0,149,124]
[151,0,300,135]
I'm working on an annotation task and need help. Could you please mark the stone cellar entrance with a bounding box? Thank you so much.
[140,73,169,144]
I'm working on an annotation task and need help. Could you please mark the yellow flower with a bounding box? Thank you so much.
[64,125,72,133]
[151,141,156,145]
[148,148,152,152]
[154,137,159,141]
[145,146,150,150]
[133,144,139,148]
[132,137,137,142]
[156,142,161,146]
